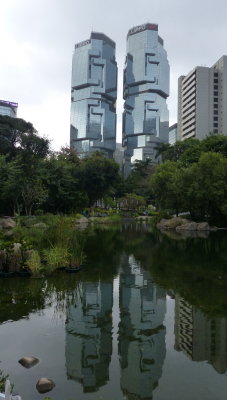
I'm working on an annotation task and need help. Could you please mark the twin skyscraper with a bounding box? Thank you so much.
[70,23,169,174]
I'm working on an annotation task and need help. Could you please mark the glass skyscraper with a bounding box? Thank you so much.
[70,32,117,158]
[123,23,170,174]
[0,100,18,118]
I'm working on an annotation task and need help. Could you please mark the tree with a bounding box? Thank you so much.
[0,156,23,215]
[151,161,185,216]
[201,134,227,157]
[79,152,120,206]
[118,193,146,211]
[125,159,155,199]
[184,152,227,222]
[21,179,48,216]
[42,153,88,214]
[0,115,50,160]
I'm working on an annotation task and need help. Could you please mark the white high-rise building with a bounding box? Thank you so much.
[178,55,227,141]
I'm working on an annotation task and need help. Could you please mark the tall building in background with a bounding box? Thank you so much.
[178,55,227,141]
[0,100,18,118]
[123,23,170,175]
[169,123,177,145]
[70,32,117,158]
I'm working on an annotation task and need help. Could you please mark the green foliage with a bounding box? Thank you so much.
[151,161,185,215]
[0,369,9,392]
[25,250,42,277]
[119,193,146,211]
[69,232,87,268]
[125,159,154,199]
[43,246,69,273]
[158,134,227,166]
[0,115,50,160]
[79,152,120,206]
[151,152,227,224]
[0,118,122,216]
[184,152,227,222]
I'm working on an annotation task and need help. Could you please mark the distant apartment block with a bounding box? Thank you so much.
[178,55,227,141]
[0,100,18,118]
[114,142,124,170]
[70,32,117,158]
[169,123,177,145]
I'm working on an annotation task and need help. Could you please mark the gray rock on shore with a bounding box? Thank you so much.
[0,218,16,229]
[75,216,88,224]
[176,222,198,231]
[157,217,211,232]
[32,222,47,229]
[157,217,188,230]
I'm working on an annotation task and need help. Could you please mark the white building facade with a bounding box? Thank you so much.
[178,55,227,141]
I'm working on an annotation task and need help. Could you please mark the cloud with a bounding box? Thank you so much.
[1,0,227,148]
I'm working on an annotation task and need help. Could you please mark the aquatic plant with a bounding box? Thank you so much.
[68,232,86,268]
[43,246,69,273]
[0,369,9,392]
[25,250,43,277]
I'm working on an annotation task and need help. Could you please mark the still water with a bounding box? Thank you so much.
[1,224,227,400]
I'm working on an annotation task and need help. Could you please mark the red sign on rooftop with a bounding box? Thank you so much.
[128,23,158,38]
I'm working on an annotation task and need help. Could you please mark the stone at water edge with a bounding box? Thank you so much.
[197,222,210,231]
[0,218,16,229]
[18,356,39,369]
[36,378,56,394]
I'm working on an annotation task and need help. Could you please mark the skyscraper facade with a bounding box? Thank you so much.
[178,55,227,141]
[0,100,18,118]
[70,32,117,158]
[123,23,170,175]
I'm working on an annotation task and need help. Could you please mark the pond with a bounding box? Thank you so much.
[1,223,227,400]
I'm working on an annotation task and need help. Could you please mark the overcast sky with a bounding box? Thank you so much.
[1,0,227,150]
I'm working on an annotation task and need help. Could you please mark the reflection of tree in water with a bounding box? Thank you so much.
[0,273,84,325]
[118,256,166,400]
[81,224,227,317]
[0,278,47,324]
[122,228,227,317]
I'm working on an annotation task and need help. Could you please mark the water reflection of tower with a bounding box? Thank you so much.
[65,281,113,391]
[175,295,227,373]
[119,256,166,400]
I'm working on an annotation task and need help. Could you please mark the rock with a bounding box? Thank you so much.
[0,218,16,229]
[3,229,14,237]
[36,378,55,394]
[210,226,218,232]
[157,217,188,230]
[75,216,88,224]
[18,356,39,369]
[88,217,99,222]
[197,222,210,231]
[176,222,198,231]
[136,216,150,221]
[32,222,47,229]
[13,243,22,253]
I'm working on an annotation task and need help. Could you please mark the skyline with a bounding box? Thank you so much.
[1,0,227,150]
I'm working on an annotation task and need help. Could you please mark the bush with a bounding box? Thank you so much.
[43,246,69,273]
[26,250,42,277]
